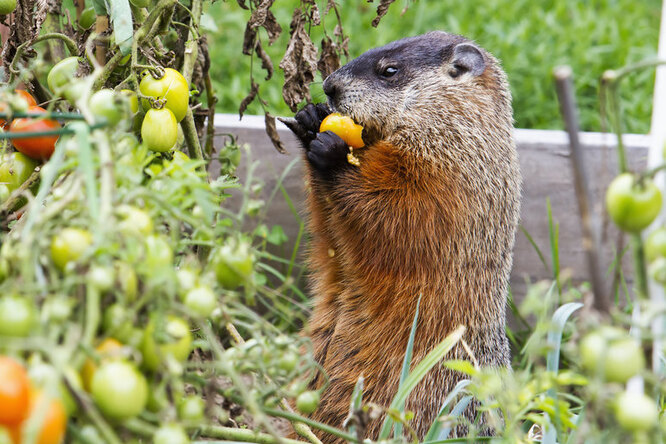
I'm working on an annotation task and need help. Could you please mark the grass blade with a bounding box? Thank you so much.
[424,380,472,441]
[346,376,365,437]
[431,395,474,441]
[547,198,561,298]
[520,224,550,273]
[393,295,422,439]
[546,302,584,374]
[378,325,466,439]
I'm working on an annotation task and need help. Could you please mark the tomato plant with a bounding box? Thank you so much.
[319,113,365,149]
[0,357,30,425]
[139,68,189,122]
[142,108,178,153]
[210,240,254,290]
[80,338,124,392]
[153,423,189,444]
[14,91,36,107]
[89,89,125,126]
[606,173,662,232]
[614,391,659,432]
[91,360,148,420]
[47,57,81,100]
[178,396,205,421]
[0,152,38,194]
[8,106,61,160]
[183,285,216,318]
[295,390,320,415]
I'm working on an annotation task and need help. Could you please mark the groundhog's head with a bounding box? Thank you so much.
[323,31,513,151]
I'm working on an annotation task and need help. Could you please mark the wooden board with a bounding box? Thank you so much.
[212,114,650,301]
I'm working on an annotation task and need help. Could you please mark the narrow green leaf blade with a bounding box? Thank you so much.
[378,325,466,439]
[424,380,471,441]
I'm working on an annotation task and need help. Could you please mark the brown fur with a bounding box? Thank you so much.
[299,32,521,442]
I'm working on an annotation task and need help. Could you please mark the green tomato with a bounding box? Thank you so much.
[580,326,644,383]
[115,261,138,301]
[153,423,189,444]
[0,151,38,192]
[210,240,254,290]
[0,0,17,15]
[87,265,115,291]
[117,204,154,236]
[120,89,139,115]
[295,390,320,415]
[0,185,8,203]
[649,257,666,285]
[176,268,198,292]
[0,295,37,337]
[178,395,205,421]
[646,227,666,262]
[141,316,192,371]
[47,57,81,97]
[142,108,178,153]
[89,89,125,126]
[41,296,73,323]
[50,227,93,271]
[91,360,148,420]
[144,234,173,269]
[77,425,104,444]
[139,68,189,122]
[606,173,662,232]
[183,285,217,318]
[78,7,96,30]
[277,351,299,373]
[102,304,134,343]
[614,391,659,431]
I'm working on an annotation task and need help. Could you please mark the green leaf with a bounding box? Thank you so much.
[394,295,421,439]
[108,0,133,55]
[200,13,219,33]
[266,225,287,245]
[443,360,477,376]
[90,0,107,15]
[546,302,584,374]
[424,380,472,441]
[378,325,466,440]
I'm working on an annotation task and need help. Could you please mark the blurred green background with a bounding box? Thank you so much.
[206,0,661,133]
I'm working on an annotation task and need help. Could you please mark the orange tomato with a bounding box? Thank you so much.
[319,113,365,149]
[81,338,124,392]
[0,356,30,425]
[8,390,66,444]
[8,106,61,160]
[14,91,37,107]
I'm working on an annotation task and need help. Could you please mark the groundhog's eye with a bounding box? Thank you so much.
[379,66,399,78]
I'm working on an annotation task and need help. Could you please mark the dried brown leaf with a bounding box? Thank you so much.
[279,9,318,112]
[236,0,249,9]
[317,36,340,79]
[371,0,397,27]
[242,24,257,55]
[255,41,274,80]
[265,112,287,154]
[323,0,335,16]
[239,81,259,119]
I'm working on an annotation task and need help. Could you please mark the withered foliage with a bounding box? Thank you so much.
[265,112,287,154]
[317,36,340,79]
[369,0,397,27]
[239,81,260,119]
[279,8,318,113]
[242,0,282,55]
[255,41,273,81]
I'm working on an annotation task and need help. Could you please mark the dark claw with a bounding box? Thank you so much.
[283,103,333,148]
[307,131,349,172]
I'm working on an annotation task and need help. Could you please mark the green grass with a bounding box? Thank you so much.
[205,0,660,133]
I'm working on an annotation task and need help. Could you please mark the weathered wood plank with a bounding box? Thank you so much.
[213,114,650,299]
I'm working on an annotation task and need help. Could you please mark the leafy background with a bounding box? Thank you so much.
[205,0,661,133]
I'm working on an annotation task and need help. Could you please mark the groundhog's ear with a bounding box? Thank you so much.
[449,43,486,77]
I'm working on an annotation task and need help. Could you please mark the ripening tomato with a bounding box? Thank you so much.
[14,90,37,107]
[81,338,124,392]
[319,113,365,149]
[120,89,139,115]
[0,356,30,425]
[614,391,659,431]
[8,389,67,444]
[606,173,662,232]
[9,106,61,160]
[139,68,189,122]
[141,316,192,371]
[90,360,148,420]
[142,108,177,152]
[0,295,37,338]
[50,228,93,271]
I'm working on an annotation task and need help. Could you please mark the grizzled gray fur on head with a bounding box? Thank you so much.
[322,31,514,161]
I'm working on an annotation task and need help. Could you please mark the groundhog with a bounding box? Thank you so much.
[283,31,521,441]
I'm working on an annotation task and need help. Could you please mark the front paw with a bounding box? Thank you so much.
[281,103,332,147]
[307,131,349,173]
